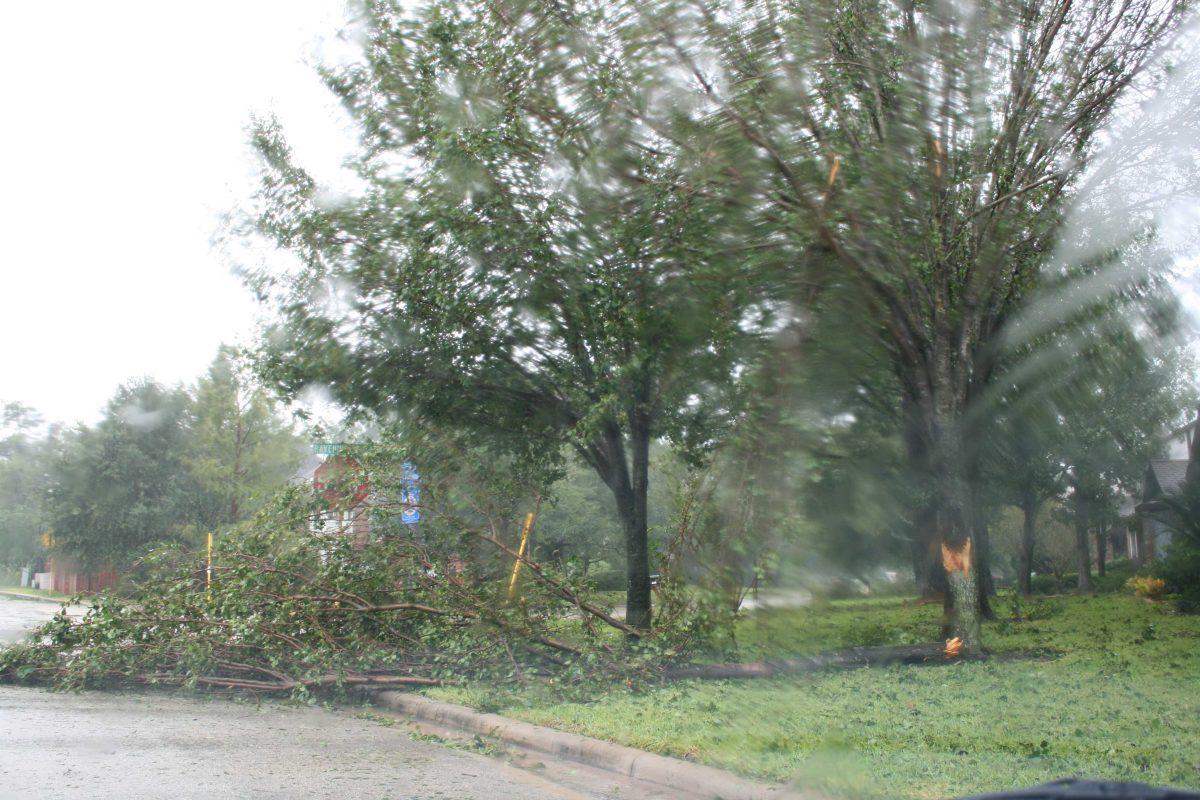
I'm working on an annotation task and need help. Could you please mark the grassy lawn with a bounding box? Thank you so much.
[0,585,71,602]
[431,592,1200,799]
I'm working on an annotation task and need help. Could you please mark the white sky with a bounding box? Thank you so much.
[0,1,358,426]
[1,2,1198,429]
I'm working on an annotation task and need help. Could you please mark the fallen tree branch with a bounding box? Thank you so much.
[478,532,646,638]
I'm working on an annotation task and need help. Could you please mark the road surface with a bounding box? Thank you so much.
[0,595,84,643]
[0,597,680,800]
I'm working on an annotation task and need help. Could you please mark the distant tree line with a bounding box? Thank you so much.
[0,348,304,572]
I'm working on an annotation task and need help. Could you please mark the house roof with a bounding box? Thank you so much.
[1147,459,1188,498]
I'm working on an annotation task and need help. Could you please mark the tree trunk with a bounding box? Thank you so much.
[942,538,981,655]
[1095,522,1107,578]
[911,532,931,595]
[1073,492,1092,592]
[902,405,979,650]
[910,502,945,599]
[1018,493,1038,596]
[588,417,653,635]
[972,513,996,620]
[624,422,652,631]
[935,446,982,654]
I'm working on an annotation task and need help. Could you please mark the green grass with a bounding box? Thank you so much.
[430,593,1200,799]
[0,585,71,602]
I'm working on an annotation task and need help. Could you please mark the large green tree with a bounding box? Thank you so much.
[1055,324,1193,590]
[0,403,54,569]
[188,347,304,530]
[46,381,202,569]
[243,0,772,629]
[630,0,1192,651]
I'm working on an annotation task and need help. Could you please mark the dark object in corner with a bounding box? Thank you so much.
[960,779,1200,800]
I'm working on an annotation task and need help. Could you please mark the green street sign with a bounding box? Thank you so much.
[312,442,344,455]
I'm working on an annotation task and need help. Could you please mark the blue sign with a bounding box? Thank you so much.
[400,462,420,524]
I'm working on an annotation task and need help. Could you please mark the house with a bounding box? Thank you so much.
[1129,414,1199,563]
[295,445,420,547]
[21,535,119,596]
[292,451,370,545]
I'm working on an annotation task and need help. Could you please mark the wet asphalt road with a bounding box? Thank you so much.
[0,597,659,800]
[0,595,82,643]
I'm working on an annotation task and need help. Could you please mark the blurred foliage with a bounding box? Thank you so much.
[44,381,201,570]
[1,350,305,571]
[991,503,1079,582]
[185,347,305,532]
[1,428,747,695]
[242,0,779,629]
[0,402,55,568]
[1152,475,1200,612]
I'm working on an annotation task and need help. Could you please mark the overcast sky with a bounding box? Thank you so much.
[2,2,1199,430]
[0,1,357,426]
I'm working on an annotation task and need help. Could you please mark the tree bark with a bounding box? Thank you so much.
[1095,522,1107,578]
[901,394,979,651]
[623,421,652,631]
[1073,492,1093,592]
[586,417,653,634]
[972,512,996,619]
[935,442,982,654]
[910,502,946,599]
[942,539,981,655]
[1018,493,1038,596]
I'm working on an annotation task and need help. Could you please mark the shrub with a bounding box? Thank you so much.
[1092,559,1137,593]
[1029,574,1065,594]
[587,560,626,591]
[1148,477,1200,612]
[1157,540,1200,612]
[1126,575,1166,600]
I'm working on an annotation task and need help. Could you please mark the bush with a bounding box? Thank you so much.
[1146,477,1200,612]
[587,560,626,591]
[1029,573,1066,594]
[1158,540,1200,612]
[1092,559,1137,593]
[1126,575,1167,600]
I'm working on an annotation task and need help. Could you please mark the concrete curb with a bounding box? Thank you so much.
[374,691,816,800]
[0,590,66,603]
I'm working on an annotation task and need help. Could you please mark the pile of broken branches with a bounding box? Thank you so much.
[0,501,646,696]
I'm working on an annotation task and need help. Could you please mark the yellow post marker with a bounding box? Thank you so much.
[507,512,535,601]
[206,531,213,592]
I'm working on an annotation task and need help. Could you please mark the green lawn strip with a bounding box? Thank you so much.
[428,594,1200,799]
[0,585,71,602]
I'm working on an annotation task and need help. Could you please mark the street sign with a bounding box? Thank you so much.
[312,442,343,455]
[400,461,420,524]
